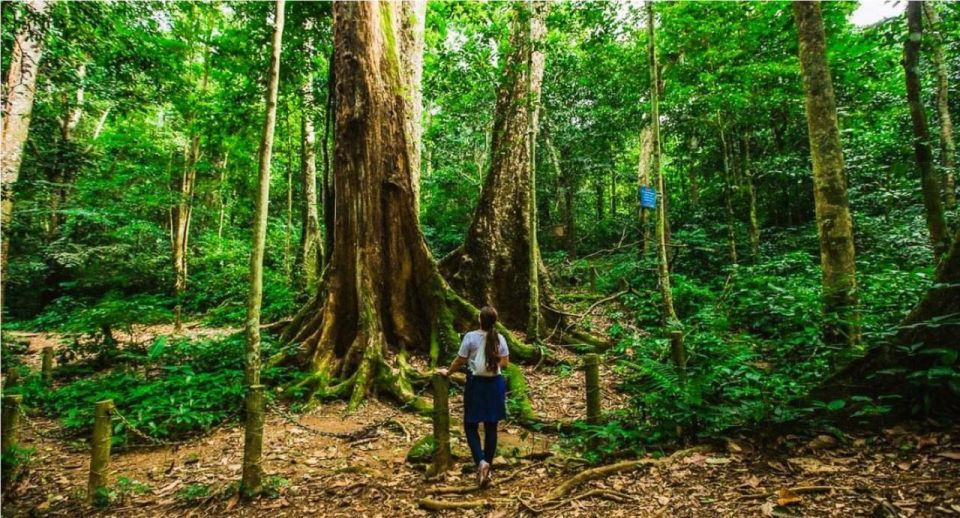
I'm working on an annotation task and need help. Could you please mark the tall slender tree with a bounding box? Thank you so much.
[793,0,860,348]
[717,113,738,266]
[1,0,50,310]
[647,0,681,342]
[300,77,323,293]
[172,8,211,332]
[904,0,951,263]
[923,2,956,210]
[241,0,285,499]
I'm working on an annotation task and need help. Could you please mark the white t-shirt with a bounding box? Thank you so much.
[458,330,509,377]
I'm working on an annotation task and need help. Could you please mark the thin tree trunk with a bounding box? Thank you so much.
[284,110,294,284]
[717,113,738,266]
[1,0,49,311]
[923,2,956,210]
[217,152,229,239]
[793,0,861,348]
[904,0,951,263]
[301,77,323,293]
[647,1,684,381]
[742,135,761,260]
[172,18,211,332]
[242,0,284,499]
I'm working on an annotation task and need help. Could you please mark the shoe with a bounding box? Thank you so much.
[478,461,491,488]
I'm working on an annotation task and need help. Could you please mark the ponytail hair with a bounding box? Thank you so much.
[479,306,499,372]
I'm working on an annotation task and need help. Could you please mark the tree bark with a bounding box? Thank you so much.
[242,0,284,499]
[904,0,952,263]
[279,1,543,412]
[717,114,738,266]
[439,1,551,333]
[1,0,49,311]
[321,51,335,267]
[742,135,760,260]
[301,78,323,294]
[793,1,861,348]
[923,2,956,210]
[399,0,426,218]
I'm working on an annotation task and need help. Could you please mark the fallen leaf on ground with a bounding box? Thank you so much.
[788,457,845,474]
[937,451,960,461]
[807,435,837,451]
[777,488,803,506]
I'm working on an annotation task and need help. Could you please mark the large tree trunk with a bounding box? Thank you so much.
[242,0,284,498]
[904,0,952,263]
[439,1,550,333]
[279,1,542,413]
[1,0,49,311]
[923,2,956,211]
[300,78,323,294]
[793,1,861,348]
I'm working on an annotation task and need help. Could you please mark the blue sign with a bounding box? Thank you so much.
[640,186,656,209]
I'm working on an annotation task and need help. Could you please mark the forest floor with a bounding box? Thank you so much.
[3,326,960,517]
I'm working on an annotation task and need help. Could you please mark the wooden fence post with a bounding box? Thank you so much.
[41,347,54,383]
[87,399,114,503]
[2,395,22,453]
[429,373,452,476]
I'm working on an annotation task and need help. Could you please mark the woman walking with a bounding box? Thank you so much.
[438,306,509,487]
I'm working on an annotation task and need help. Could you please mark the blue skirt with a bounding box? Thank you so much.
[464,373,507,424]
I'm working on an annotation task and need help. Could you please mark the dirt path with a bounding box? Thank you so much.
[3,330,959,517]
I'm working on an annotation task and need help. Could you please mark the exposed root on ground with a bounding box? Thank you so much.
[542,445,711,501]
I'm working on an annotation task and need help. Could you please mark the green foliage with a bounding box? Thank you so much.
[1,445,35,487]
[12,333,294,442]
[176,483,210,503]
